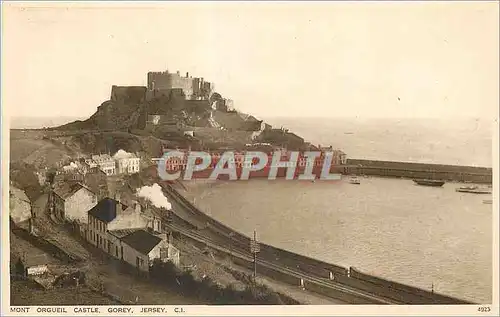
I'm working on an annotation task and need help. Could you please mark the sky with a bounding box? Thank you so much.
[2,1,499,119]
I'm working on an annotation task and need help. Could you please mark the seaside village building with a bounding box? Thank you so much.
[51,182,98,223]
[80,152,141,177]
[84,158,98,171]
[91,154,116,176]
[113,151,141,174]
[86,194,180,272]
[9,185,32,227]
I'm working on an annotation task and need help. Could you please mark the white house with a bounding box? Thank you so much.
[332,149,347,165]
[52,183,97,223]
[113,150,141,175]
[92,154,116,176]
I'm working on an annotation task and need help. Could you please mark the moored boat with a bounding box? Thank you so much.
[349,177,360,185]
[455,186,492,194]
[413,179,445,187]
[458,185,478,190]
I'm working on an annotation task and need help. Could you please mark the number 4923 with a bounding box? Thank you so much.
[478,306,491,313]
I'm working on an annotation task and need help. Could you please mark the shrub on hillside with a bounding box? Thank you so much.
[150,260,299,305]
[9,162,43,201]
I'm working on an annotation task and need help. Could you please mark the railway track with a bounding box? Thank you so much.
[165,222,400,305]
[161,183,403,304]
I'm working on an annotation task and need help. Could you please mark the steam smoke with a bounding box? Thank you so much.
[136,183,172,210]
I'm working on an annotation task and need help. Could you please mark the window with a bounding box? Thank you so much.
[160,248,168,260]
[116,246,119,257]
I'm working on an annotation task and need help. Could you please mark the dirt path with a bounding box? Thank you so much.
[32,193,91,261]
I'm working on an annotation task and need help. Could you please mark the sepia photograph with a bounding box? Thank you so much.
[2,1,499,315]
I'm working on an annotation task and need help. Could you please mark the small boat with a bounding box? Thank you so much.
[456,186,492,194]
[349,177,360,185]
[457,185,478,191]
[483,199,493,204]
[413,179,445,187]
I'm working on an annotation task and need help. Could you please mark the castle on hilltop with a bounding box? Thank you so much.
[110,70,215,104]
[146,70,214,101]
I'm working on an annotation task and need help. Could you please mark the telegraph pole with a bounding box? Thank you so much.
[250,230,260,284]
[228,232,234,265]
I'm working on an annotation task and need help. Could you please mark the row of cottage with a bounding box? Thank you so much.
[160,147,347,171]
[48,180,179,272]
[85,193,180,272]
[61,152,141,177]
[10,181,178,277]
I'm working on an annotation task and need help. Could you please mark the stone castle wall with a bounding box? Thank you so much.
[147,71,213,100]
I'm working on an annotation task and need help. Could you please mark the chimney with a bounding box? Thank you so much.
[28,218,34,235]
[155,217,162,233]
[114,192,121,214]
[156,232,168,241]
[186,72,189,78]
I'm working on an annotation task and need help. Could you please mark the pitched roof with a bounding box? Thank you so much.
[108,228,141,239]
[88,198,128,223]
[9,186,30,203]
[92,154,113,162]
[53,182,94,200]
[120,230,162,255]
[113,150,138,160]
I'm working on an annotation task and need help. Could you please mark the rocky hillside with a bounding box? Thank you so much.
[55,89,213,132]
[47,80,312,155]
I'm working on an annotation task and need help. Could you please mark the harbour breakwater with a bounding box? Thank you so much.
[163,183,474,304]
[157,156,491,184]
[345,159,492,184]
